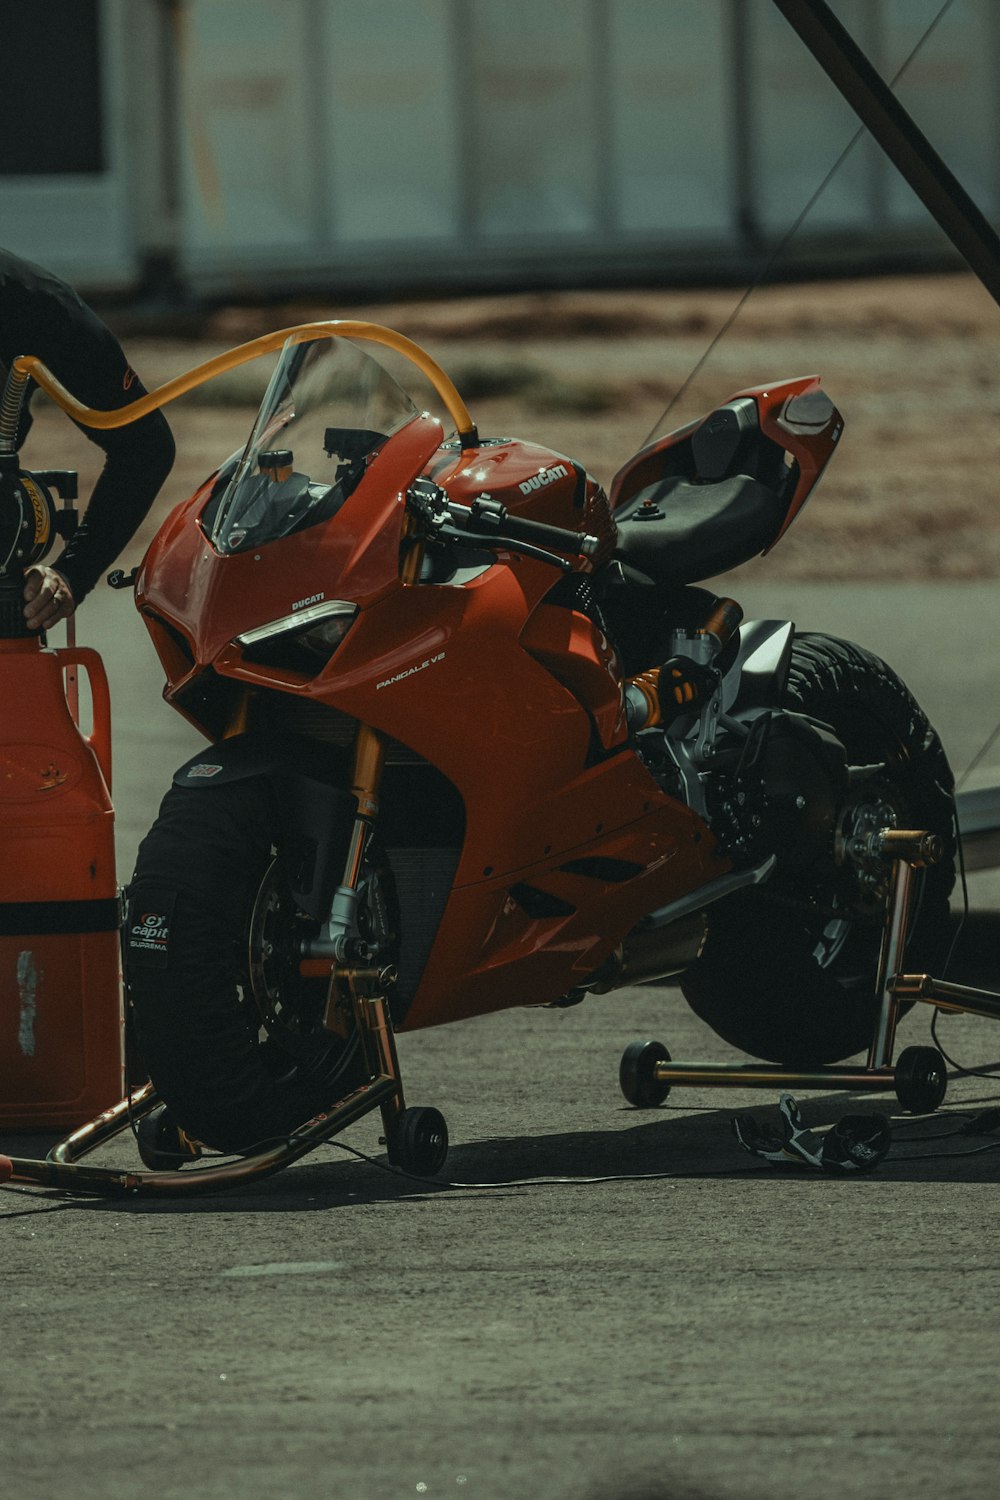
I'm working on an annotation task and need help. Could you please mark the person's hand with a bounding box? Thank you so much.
[23,565,76,632]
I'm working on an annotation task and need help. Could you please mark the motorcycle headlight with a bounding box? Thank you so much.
[235,600,357,671]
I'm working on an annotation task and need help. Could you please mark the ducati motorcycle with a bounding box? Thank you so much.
[120,323,955,1159]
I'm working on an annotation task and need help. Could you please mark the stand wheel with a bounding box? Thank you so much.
[620,1040,672,1108]
[136,1104,202,1170]
[387,1106,449,1176]
[894,1045,948,1114]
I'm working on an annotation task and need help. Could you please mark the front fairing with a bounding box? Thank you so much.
[137,411,446,672]
[137,325,630,827]
[138,334,439,665]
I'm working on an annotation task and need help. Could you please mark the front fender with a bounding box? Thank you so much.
[173,733,357,921]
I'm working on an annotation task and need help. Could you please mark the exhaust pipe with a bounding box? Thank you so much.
[587,911,707,992]
[586,854,776,995]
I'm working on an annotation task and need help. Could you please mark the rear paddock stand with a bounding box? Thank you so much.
[620,830,1000,1117]
[0,966,449,1198]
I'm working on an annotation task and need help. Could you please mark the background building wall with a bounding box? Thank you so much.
[1,0,997,297]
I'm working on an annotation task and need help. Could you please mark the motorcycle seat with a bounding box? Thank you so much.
[613,473,785,585]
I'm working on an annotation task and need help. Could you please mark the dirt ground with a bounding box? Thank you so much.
[22,269,1000,586]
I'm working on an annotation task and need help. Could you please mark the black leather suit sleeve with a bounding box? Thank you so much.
[0,247,175,602]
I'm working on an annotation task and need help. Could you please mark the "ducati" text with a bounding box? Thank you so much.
[519,464,568,496]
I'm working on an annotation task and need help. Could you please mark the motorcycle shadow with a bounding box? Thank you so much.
[1,1109,758,1215]
[14,1076,998,1217]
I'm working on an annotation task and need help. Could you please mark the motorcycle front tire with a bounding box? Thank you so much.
[126,777,369,1155]
[680,632,956,1067]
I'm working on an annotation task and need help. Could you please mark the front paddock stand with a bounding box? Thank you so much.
[0,966,448,1198]
[620,830,961,1117]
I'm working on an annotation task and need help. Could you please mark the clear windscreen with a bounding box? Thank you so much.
[208,336,419,554]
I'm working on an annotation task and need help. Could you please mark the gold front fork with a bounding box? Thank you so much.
[350,723,386,822]
[399,512,427,587]
[322,514,425,1009]
[223,687,252,738]
[322,724,386,956]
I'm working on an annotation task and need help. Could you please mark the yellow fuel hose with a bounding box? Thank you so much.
[12,320,477,444]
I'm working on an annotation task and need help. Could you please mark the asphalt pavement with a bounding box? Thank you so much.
[3,579,1000,1500]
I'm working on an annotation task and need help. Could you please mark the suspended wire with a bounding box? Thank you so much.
[932,841,1000,1080]
[647,0,958,440]
[939,802,969,983]
[925,813,1000,1080]
[955,719,1000,792]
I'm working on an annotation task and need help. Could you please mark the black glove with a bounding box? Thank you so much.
[732,1094,891,1174]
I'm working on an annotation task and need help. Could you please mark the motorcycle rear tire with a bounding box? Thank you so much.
[680,633,956,1066]
[126,778,374,1154]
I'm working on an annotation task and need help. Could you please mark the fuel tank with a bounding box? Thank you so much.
[436,437,617,563]
[0,637,123,1129]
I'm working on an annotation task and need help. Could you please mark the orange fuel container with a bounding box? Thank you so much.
[0,636,123,1130]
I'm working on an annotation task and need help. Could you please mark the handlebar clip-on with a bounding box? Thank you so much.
[406,479,599,575]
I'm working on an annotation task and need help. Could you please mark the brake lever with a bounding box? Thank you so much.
[434,522,572,573]
[408,479,574,571]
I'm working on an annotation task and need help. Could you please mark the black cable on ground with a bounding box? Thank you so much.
[888,1138,1000,1164]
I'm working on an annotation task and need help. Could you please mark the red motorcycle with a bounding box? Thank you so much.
[117,322,954,1168]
